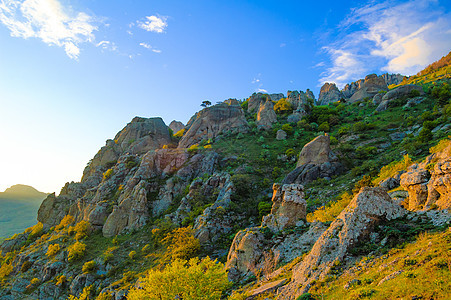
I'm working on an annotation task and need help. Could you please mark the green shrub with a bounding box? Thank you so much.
[103,168,113,180]
[418,128,433,143]
[258,201,272,218]
[82,260,96,273]
[74,221,89,240]
[174,128,185,138]
[128,257,230,300]
[46,244,61,257]
[274,98,293,114]
[281,124,294,135]
[68,242,86,262]
[318,122,330,132]
[162,227,200,261]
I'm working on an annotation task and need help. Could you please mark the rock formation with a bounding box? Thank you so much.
[279,187,406,299]
[262,184,306,232]
[178,102,249,148]
[270,93,284,102]
[317,83,343,105]
[283,135,344,184]
[381,73,405,86]
[248,93,268,113]
[168,120,184,134]
[349,74,388,102]
[286,90,315,112]
[376,84,424,111]
[256,100,277,130]
[81,117,171,183]
[342,79,364,98]
[400,141,451,210]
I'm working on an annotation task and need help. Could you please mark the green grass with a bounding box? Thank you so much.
[308,228,451,299]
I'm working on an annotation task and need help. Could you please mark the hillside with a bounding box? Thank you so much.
[0,53,450,300]
[0,185,48,239]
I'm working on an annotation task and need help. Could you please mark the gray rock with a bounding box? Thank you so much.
[389,132,406,141]
[318,83,343,105]
[276,130,287,140]
[168,120,185,134]
[256,100,277,130]
[349,74,388,103]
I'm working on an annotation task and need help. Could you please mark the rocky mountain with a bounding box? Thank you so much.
[1,54,450,300]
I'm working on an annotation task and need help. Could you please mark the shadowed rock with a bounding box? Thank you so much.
[178,103,249,148]
[317,83,343,105]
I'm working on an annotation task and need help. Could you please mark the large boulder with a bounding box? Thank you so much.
[262,184,306,232]
[349,74,388,102]
[278,187,406,299]
[178,103,249,148]
[317,83,343,105]
[283,135,344,184]
[256,100,277,130]
[270,93,284,101]
[286,90,315,111]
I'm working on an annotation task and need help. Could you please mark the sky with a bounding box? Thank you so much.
[0,0,450,193]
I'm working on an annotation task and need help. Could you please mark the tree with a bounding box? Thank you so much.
[127,257,230,300]
[201,100,212,107]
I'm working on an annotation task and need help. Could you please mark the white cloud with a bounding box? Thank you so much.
[138,15,167,33]
[256,88,268,93]
[320,0,451,87]
[0,0,97,59]
[139,42,152,49]
[96,40,117,52]
[139,42,162,53]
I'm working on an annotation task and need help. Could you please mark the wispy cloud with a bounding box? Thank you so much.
[96,40,117,52]
[256,88,268,93]
[139,42,162,53]
[320,0,451,87]
[0,0,97,59]
[138,15,167,33]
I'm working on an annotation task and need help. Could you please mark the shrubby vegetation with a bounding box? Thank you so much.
[128,257,229,300]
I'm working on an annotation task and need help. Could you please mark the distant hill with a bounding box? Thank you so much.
[0,185,48,238]
[0,184,48,201]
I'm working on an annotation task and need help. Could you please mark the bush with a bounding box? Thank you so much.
[162,227,200,261]
[418,128,433,143]
[74,221,90,240]
[258,201,272,218]
[30,278,40,285]
[56,275,66,286]
[46,244,61,257]
[174,128,185,138]
[28,222,43,240]
[285,148,296,159]
[318,122,330,132]
[68,242,86,262]
[128,257,230,300]
[281,124,294,135]
[103,168,113,180]
[55,215,74,230]
[187,144,199,153]
[129,250,137,260]
[408,89,421,98]
[82,260,96,273]
[274,98,293,114]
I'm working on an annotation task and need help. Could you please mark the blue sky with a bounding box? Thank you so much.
[0,0,450,193]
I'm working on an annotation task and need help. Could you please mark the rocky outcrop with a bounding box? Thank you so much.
[279,187,406,299]
[342,79,364,98]
[256,100,277,130]
[276,130,287,140]
[248,93,269,113]
[286,90,315,112]
[225,222,327,282]
[349,74,388,102]
[262,184,306,232]
[400,141,451,210]
[376,84,424,112]
[168,120,184,134]
[270,93,284,102]
[317,83,343,105]
[37,193,72,229]
[283,135,344,184]
[81,117,171,183]
[381,73,405,86]
[178,103,249,148]
[224,98,240,106]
